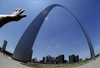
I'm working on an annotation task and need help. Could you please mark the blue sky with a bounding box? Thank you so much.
[0,0,100,61]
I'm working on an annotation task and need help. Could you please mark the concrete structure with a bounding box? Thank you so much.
[75,55,79,62]
[52,57,56,64]
[0,53,32,68]
[43,57,45,63]
[12,4,95,62]
[69,54,75,63]
[2,40,7,52]
[56,57,58,64]
[43,55,53,64]
[44,56,47,63]
[58,54,64,64]
[0,47,1,51]
[46,55,52,64]
[44,55,52,64]
[0,51,100,68]
[69,54,79,63]
[28,49,33,62]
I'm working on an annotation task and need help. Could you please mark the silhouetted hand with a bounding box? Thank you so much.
[0,8,27,27]
[11,8,27,21]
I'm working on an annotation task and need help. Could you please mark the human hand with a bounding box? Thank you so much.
[11,8,27,21]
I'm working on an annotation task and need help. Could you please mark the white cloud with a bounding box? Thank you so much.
[56,43,59,48]
[45,17,49,21]
[57,43,59,46]
[48,47,51,49]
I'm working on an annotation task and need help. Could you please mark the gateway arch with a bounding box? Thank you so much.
[12,4,95,62]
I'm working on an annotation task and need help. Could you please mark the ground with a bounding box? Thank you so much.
[73,57,100,68]
[0,52,32,68]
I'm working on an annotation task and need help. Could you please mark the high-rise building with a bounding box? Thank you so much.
[69,54,79,63]
[58,54,64,64]
[43,55,52,64]
[52,57,56,64]
[56,57,58,64]
[0,47,1,51]
[46,55,52,64]
[75,55,79,62]
[43,57,45,63]
[2,40,7,52]
[69,54,75,63]
[44,56,47,63]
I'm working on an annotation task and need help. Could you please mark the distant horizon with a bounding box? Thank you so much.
[1,48,100,61]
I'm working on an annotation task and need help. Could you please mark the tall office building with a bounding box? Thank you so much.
[0,47,1,51]
[46,55,52,64]
[52,57,56,64]
[75,55,79,62]
[2,40,7,52]
[43,57,45,63]
[58,54,64,64]
[56,57,58,64]
[69,54,75,63]
[44,55,52,64]
[69,54,79,63]
[44,56,47,63]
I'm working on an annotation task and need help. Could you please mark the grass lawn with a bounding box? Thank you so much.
[21,55,100,68]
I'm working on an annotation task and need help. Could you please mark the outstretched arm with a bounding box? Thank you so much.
[0,8,27,28]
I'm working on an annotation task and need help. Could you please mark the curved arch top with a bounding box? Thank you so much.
[12,4,95,62]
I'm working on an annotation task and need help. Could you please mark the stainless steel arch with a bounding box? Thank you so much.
[12,4,95,62]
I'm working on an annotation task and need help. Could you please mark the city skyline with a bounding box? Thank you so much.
[32,54,80,63]
[0,0,100,61]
